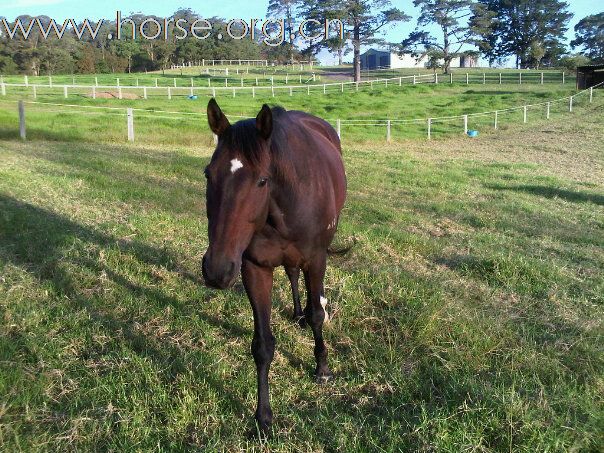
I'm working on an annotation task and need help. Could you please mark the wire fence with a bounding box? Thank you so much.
[0,70,572,100]
[1,82,600,144]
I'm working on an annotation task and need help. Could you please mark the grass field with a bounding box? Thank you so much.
[0,84,603,451]
[0,81,586,144]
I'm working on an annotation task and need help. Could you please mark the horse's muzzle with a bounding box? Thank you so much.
[202,253,238,289]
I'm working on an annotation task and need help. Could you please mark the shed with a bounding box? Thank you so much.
[576,65,604,89]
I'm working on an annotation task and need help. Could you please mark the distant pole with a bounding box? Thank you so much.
[63,85,68,98]
[95,76,98,86]
[174,78,177,87]
[399,77,402,86]
[519,72,522,84]
[450,73,453,84]
[463,114,468,134]
[494,110,498,129]
[562,72,565,84]
[466,73,469,85]
[143,87,147,99]
[18,100,26,140]
[427,118,432,140]
[127,108,134,142]
[569,96,573,112]
[168,86,172,100]
[546,102,550,119]
[413,75,416,85]
[49,75,52,87]
[323,84,326,94]
[24,75,28,87]
[336,119,341,139]
[1,82,5,96]
[386,120,391,142]
[92,86,96,99]
[540,72,544,84]
[155,78,158,87]
[118,86,122,99]
[252,87,255,98]
[589,87,593,103]
[435,73,438,84]
[499,73,502,84]
[483,73,486,84]
[117,77,120,87]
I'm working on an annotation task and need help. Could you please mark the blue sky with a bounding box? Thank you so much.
[0,0,597,65]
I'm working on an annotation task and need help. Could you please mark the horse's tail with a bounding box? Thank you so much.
[327,236,357,256]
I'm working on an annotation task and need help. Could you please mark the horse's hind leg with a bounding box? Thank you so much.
[303,254,333,383]
[285,266,305,328]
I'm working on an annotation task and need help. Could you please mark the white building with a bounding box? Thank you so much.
[360,49,478,70]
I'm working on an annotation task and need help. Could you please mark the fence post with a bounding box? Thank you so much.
[427,118,432,140]
[519,72,522,84]
[435,73,438,84]
[1,82,6,96]
[546,102,550,119]
[136,78,139,87]
[562,72,565,84]
[212,87,216,97]
[323,84,326,94]
[494,110,498,129]
[63,85,68,98]
[466,73,469,85]
[18,100,26,140]
[450,73,453,84]
[118,86,122,99]
[589,87,593,103]
[336,119,341,139]
[463,115,468,134]
[155,78,158,87]
[252,87,255,98]
[49,76,52,87]
[569,96,573,112]
[499,73,502,84]
[168,87,172,100]
[272,86,275,97]
[174,78,177,87]
[95,76,98,86]
[127,108,134,142]
[483,73,486,84]
[399,77,402,86]
[92,86,96,99]
[523,105,527,123]
[540,72,544,84]
[24,75,28,87]
[413,75,416,85]
[117,78,120,87]
[386,120,391,142]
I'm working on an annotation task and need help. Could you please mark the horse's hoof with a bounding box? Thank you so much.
[255,409,273,436]
[315,371,334,384]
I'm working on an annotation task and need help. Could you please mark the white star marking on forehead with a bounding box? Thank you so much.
[230,158,243,173]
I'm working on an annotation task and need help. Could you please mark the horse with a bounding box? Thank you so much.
[201,98,347,433]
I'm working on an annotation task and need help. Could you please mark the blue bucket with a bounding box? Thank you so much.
[188,95,198,100]
[467,130,479,137]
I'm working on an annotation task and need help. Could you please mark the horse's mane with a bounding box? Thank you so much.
[222,106,308,185]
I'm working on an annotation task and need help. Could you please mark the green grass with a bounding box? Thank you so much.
[0,81,586,144]
[0,92,603,451]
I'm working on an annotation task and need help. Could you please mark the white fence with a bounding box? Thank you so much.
[3,82,599,143]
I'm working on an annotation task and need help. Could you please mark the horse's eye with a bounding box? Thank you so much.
[258,177,268,187]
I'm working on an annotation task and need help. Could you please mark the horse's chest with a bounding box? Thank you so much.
[244,229,304,269]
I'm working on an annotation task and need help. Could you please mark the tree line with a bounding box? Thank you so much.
[0,2,602,80]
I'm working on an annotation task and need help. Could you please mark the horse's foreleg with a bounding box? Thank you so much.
[285,266,304,327]
[303,254,333,382]
[241,259,275,434]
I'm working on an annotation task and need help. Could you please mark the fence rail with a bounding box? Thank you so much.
[3,82,599,144]
[0,71,572,101]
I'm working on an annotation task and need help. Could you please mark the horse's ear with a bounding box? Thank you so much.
[256,104,272,140]
[207,98,230,136]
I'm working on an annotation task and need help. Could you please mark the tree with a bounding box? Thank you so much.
[475,0,573,69]
[402,0,493,74]
[571,13,604,64]
[343,0,409,81]
[266,0,301,63]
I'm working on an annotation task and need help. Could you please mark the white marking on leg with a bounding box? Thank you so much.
[230,158,243,173]
[320,296,329,323]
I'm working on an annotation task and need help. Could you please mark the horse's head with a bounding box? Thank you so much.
[202,99,273,289]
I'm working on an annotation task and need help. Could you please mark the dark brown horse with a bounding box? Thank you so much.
[202,99,346,432]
